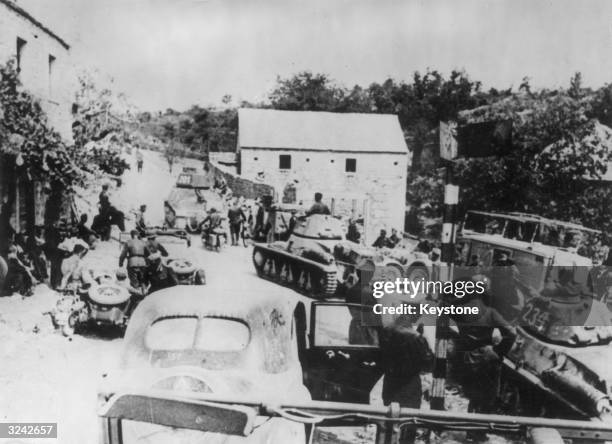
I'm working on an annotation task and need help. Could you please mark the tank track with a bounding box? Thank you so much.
[252,244,338,298]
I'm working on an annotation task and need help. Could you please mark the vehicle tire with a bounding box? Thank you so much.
[196,269,206,285]
[185,217,200,234]
[406,264,429,282]
[62,312,79,337]
[253,250,266,276]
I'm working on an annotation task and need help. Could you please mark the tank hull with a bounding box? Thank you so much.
[252,243,337,298]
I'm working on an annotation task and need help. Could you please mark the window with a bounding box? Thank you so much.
[145,316,250,351]
[16,38,26,73]
[48,55,56,97]
[345,158,357,173]
[313,304,379,347]
[279,154,291,170]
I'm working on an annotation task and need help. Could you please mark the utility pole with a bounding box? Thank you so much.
[430,118,513,411]
[430,163,459,411]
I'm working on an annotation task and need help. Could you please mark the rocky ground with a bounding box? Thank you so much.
[0,150,520,444]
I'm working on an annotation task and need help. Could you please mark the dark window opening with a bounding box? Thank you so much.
[16,38,26,73]
[279,154,291,170]
[345,158,357,172]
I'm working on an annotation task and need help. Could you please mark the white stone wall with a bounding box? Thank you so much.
[0,3,73,142]
[240,148,408,243]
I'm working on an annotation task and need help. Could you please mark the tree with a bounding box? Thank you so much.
[72,71,131,178]
[569,72,583,99]
[368,70,486,171]
[269,71,348,111]
[453,89,612,233]
[0,60,84,245]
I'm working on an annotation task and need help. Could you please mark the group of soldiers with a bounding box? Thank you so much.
[373,274,517,444]
[118,228,181,292]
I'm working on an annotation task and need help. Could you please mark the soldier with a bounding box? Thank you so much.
[146,233,169,258]
[489,252,521,321]
[372,229,388,248]
[388,228,401,247]
[305,192,331,216]
[136,148,144,173]
[254,200,266,240]
[379,315,432,444]
[99,184,111,215]
[199,208,226,248]
[135,205,147,236]
[450,276,516,442]
[227,200,246,246]
[346,218,361,243]
[119,229,149,289]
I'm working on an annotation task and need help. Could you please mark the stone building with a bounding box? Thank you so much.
[0,0,72,140]
[236,108,410,242]
[0,0,73,234]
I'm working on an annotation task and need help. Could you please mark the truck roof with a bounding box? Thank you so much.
[466,210,601,234]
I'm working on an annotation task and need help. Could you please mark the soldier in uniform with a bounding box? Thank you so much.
[450,275,516,442]
[119,229,149,289]
[305,192,331,216]
[379,315,432,444]
[145,233,169,258]
[99,184,111,215]
[372,229,389,248]
[135,205,147,236]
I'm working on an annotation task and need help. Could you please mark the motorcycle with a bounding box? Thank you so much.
[49,271,141,337]
[201,228,227,252]
[166,258,206,285]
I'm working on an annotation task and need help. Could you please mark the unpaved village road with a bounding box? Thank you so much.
[0,151,516,444]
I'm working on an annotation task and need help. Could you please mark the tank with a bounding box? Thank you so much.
[252,214,344,297]
[252,213,433,299]
[164,169,224,233]
[503,282,612,421]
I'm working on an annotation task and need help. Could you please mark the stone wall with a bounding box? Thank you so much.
[0,2,73,142]
[210,163,274,200]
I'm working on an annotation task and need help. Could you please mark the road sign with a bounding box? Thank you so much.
[439,119,513,160]
[439,121,458,161]
[457,119,513,158]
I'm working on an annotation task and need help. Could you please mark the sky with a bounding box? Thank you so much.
[17,0,612,111]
